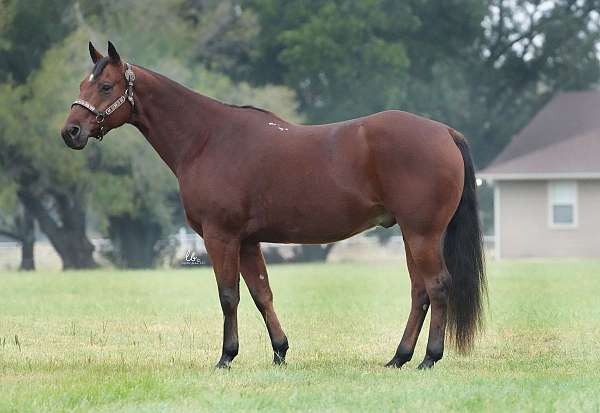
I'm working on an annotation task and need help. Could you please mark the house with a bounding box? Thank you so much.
[479,91,600,259]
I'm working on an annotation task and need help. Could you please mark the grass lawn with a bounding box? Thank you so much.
[1,260,600,412]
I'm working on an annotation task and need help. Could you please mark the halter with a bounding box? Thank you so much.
[71,62,136,140]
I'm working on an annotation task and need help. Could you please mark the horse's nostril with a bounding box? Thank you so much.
[68,125,81,138]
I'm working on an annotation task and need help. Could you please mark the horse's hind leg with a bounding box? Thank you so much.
[385,239,430,368]
[240,242,289,364]
[404,231,450,369]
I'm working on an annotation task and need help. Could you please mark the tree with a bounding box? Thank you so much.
[85,124,179,269]
[0,0,75,83]
[0,32,98,270]
[180,0,261,80]
[0,0,82,269]
[0,180,35,270]
[246,0,417,123]
[463,0,600,165]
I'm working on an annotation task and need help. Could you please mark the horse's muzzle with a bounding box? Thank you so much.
[61,123,89,150]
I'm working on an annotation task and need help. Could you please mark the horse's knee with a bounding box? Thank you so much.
[273,336,289,354]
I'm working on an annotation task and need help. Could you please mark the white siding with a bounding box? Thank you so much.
[498,180,600,258]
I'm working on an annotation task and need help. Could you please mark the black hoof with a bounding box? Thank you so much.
[273,348,288,365]
[273,354,286,366]
[273,339,288,365]
[384,357,408,369]
[417,358,435,370]
[384,350,412,368]
[215,357,233,369]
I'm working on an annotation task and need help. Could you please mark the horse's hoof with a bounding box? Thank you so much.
[273,352,287,366]
[384,358,405,368]
[272,339,288,366]
[417,358,435,370]
[385,352,412,368]
[215,359,232,369]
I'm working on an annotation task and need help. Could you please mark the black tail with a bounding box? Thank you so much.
[444,131,487,354]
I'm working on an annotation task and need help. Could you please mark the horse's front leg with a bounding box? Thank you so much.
[204,233,241,368]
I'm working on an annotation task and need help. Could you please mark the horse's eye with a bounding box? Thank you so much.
[100,83,112,92]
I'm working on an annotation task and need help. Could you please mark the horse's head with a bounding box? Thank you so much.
[61,41,135,150]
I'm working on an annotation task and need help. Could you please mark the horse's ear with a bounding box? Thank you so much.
[89,41,103,63]
[107,41,121,63]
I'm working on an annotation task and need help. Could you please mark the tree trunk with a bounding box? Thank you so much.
[293,244,335,262]
[19,206,35,271]
[108,214,163,269]
[0,203,36,271]
[18,189,97,270]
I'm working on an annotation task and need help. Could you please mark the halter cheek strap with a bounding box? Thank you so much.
[71,62,136,141]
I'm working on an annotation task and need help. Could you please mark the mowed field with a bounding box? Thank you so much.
[1,260,600,412]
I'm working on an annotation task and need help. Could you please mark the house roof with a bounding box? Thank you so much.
[480,91,600,180]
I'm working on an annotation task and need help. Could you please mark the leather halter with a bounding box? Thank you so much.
[71,62,136,140]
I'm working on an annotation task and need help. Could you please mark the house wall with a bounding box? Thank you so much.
[497,180,600,258]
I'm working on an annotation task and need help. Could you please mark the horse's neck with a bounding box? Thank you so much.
[128,67,225,175]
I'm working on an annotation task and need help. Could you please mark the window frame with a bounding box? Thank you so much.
[547,180,578,229]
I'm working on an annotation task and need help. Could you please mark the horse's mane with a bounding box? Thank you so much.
[95,62,282,121]
[224,103,287,123]
[225,104,271,114]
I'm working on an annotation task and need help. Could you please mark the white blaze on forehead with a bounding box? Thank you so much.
[88,73,94,82]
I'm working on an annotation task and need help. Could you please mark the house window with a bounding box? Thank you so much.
[548,181,578,228]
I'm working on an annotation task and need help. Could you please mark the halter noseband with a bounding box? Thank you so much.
[71,62,136,140]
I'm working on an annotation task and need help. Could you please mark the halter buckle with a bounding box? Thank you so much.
[96,113,105,123]
[125,64,135,82]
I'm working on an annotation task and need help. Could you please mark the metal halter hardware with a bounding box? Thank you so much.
[71,62,136,140]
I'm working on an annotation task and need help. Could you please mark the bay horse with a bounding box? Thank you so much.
[61,42,486,369]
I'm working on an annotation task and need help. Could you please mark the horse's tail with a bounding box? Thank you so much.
[444,129,487,354]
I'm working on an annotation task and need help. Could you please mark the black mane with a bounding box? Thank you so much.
[90,62,274,117]
[226,104,270,114]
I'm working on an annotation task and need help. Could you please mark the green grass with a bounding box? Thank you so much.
[1,261,600,412]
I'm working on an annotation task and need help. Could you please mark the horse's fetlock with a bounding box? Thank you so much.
[426,349,443,362]
[223,342,239,358]
[273,337,289,353]
[396,348,413,363]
